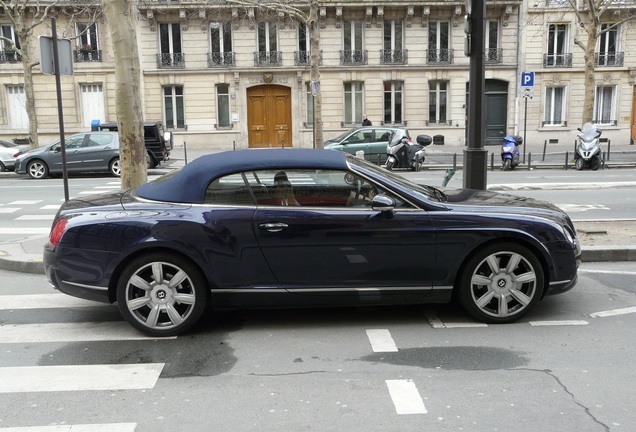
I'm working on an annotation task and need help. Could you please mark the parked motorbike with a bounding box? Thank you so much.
[501,135,523,170]
[575,122,603,170]
[385,132,433,171]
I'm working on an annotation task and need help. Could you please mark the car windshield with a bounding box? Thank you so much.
[348,156,441,202]
[0,140,20,148]
[328,129,356,143]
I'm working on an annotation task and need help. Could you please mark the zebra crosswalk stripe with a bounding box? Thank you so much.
[0,322,176,343]
[0,424,137,432]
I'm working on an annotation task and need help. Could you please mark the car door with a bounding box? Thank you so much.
[80,133,118,170]
[251,169,437,294]
[368,128,394,163]
[340,129,374,159]
[48,134,87,173]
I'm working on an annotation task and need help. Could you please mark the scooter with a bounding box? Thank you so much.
[575,122,603,170]
[501,135,522,170]
[385,132,432,172]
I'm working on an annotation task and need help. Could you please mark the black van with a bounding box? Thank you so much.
[95,121,173,168]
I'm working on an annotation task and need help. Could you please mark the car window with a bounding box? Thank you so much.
[344,130,371,144]
[87,134,115,147]
[247,169,409,208]
[64,136,85,149]
[204,173,255,206]
[375,129,392,142]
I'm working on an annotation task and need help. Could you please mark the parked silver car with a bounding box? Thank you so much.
[324,127,410,164]
[0,139,29,172]
[15,132,120,179]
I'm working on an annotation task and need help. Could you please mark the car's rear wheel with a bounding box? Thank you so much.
[457,243,544,324]
[117,253,208,336]
[0,161,5,172]
[110,158,121,177]
[27,160,49,179]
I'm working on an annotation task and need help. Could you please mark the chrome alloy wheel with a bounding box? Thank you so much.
[458,243,544,323]
[117,254,207,336]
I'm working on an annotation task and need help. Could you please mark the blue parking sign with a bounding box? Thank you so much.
[521,72,534,87]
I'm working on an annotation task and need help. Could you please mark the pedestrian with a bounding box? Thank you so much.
[362,114,372,126]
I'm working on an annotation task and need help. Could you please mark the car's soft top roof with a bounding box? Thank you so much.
[136,148,349,203]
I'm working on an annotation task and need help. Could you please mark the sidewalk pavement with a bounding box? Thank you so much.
[1,143,635,275]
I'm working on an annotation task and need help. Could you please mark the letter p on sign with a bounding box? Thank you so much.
[521,72,534,87]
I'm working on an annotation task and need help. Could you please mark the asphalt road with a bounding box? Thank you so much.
[0,262,634,431]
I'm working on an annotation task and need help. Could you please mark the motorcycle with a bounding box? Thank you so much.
[501,135,523,170]
[385,131,432,172]
[575,122,603,170]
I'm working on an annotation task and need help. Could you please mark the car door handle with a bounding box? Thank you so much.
[259,222,288,232]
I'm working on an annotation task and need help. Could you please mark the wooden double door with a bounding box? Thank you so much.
[247,85,292,148]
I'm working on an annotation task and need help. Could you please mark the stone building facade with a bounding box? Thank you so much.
[1,0,635,150]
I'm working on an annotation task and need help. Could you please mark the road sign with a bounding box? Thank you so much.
[39,36,73,76]
[521,72,534,87]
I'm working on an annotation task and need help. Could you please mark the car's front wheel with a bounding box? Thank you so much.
[27,160,49,179]
[117,253,208,336]
[110,158,121,177]
[457,243,544,324]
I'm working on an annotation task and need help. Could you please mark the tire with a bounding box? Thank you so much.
[502,158,511,171]
[457,242,544,324]
[147,152,159,169]
[385,158,395,171]
[0,161,5,172]
[590,157,601,171]
[117,252,208,336]
[575,158,585,171]
[110,158,121,177]
[27,160,49,179]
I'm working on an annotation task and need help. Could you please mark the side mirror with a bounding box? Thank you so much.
[52,144,61,153]
[371,194,395,213]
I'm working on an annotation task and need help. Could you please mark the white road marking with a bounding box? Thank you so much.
[589,306,636,318]
[0,208,20,213]
[0,228,49,234]
[0,294,104,310]
[386,380,427,415]
[0,322,175,343]
[579,269,636,276]
[442,322,489,328]
[40,204,61,210]
[7,200,42,205]
[366,329,398,352]
[0,363,164,393]
[77,190,114,195]
[15,215,54,221]
[0,424,137,432]
[529,320,589,326]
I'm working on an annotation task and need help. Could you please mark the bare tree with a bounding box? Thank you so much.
[568,0,636,124]
[101,0,146,188]
[226,0,323,148]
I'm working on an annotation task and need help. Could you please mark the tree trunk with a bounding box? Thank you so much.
[102,0,146,189]
[309,1,323,149]
[581,27,598,125]
[19,32,39,149]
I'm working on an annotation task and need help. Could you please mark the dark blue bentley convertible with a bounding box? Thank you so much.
[44,149,580,336]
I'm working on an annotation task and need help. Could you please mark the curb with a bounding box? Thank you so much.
[2,246,636,276]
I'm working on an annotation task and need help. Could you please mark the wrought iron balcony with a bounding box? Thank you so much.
[543,53,572,67]
[294,50,323,66]
[0,51,21,63]
[427,49,454,64]
[340,50,368,65]
[74,49,102,62]
[380,49,408,65]
[485,48,503,64]
[208,52,235,67]
[595,52,624,67]
[255,51,282,66]
[157,53,185,68]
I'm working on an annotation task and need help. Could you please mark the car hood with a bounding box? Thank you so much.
[440,187,571,224]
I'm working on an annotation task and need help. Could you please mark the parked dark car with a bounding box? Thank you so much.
[97,121,173,168]
[0,139,29,172]
[324,127,409,164]
[44,149,580,336]
[15,132,120,179]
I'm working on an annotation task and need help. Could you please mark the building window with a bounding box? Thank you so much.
[159,23,184,68]
[209,22,234,66]
[428,22,452,63]
[1,24,20,63]
[342,21,366,64]
[596,24,622,67]
[75,23,101,62]
[382,20,406,64]
[544,86,566,126]
[6,85,28,129]
[164,86,185,129]
[343,82,364,126]
[485,20,502,63]
[216,84,231,128]
[305,82,314,127]
[594,85,616,125]
[383,81,403,125]
[256,22,280,66]
[428,81,448,125]
[545,23,571,67]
